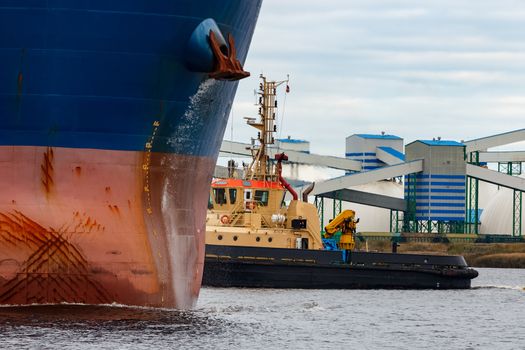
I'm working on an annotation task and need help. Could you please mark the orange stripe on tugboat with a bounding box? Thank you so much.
[212,178,285,190]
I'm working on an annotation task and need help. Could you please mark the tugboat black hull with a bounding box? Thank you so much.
[203,245,478,289]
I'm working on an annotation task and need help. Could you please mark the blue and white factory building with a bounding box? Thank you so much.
[345,134,405,172]
[404,140,466,225]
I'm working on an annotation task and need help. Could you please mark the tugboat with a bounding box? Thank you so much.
[203,75,478,289]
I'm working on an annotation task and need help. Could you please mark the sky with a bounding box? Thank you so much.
[225,0,525,157]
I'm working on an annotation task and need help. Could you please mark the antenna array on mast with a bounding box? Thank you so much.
[245,74,289,181]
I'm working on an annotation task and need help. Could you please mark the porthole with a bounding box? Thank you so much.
[218,235,223,240]
[233,236,238,241]
[256,237,261,242]
[268,237,273,243]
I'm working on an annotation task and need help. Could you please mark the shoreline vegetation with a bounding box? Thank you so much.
[360,241,525,268]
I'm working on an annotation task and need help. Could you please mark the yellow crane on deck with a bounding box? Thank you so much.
[324,210,358,250]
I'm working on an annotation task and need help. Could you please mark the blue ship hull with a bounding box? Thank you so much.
[0,0,260,155]
[0,0,262,308]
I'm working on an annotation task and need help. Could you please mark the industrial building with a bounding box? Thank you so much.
[404,140,467,233]
[345,133,404,172]
[219,129,525,239]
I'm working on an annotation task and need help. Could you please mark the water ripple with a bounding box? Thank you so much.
[0,268,524,349]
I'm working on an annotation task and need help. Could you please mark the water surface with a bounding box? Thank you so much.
[1,268,523,349]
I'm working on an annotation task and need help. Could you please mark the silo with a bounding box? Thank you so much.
[480,174,525,235]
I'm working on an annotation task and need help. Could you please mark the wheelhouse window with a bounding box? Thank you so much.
[229,188,237,204]
[208,193,214,209]
[213,188,227,205]
[254,190,269,206]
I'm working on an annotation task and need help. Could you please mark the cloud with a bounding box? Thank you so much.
[228,0,525,156]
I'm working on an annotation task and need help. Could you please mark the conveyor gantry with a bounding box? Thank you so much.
[220,140,362,172]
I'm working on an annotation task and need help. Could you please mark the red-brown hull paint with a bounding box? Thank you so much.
[0,146,213,308]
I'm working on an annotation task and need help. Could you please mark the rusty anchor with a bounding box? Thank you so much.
[208,30,250,81]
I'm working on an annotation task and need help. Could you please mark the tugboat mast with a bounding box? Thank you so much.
[246,74,289,181]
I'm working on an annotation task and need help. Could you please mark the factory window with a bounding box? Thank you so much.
[213,188,227,205]
[254,190,269,206]
[229,188,237,204]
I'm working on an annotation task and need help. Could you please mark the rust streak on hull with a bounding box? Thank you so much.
[41,147,55,195]
[0,146,214,308]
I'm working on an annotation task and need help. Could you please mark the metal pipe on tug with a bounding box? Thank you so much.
[302,182,315,202]
[275,153,298,200]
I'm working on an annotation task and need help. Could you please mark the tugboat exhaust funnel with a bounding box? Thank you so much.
[302,182,315,202]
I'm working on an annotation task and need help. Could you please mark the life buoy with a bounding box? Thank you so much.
[245,201,256,210]
[220,215,230,224]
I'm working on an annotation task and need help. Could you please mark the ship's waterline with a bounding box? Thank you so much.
[0,146,215,308]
